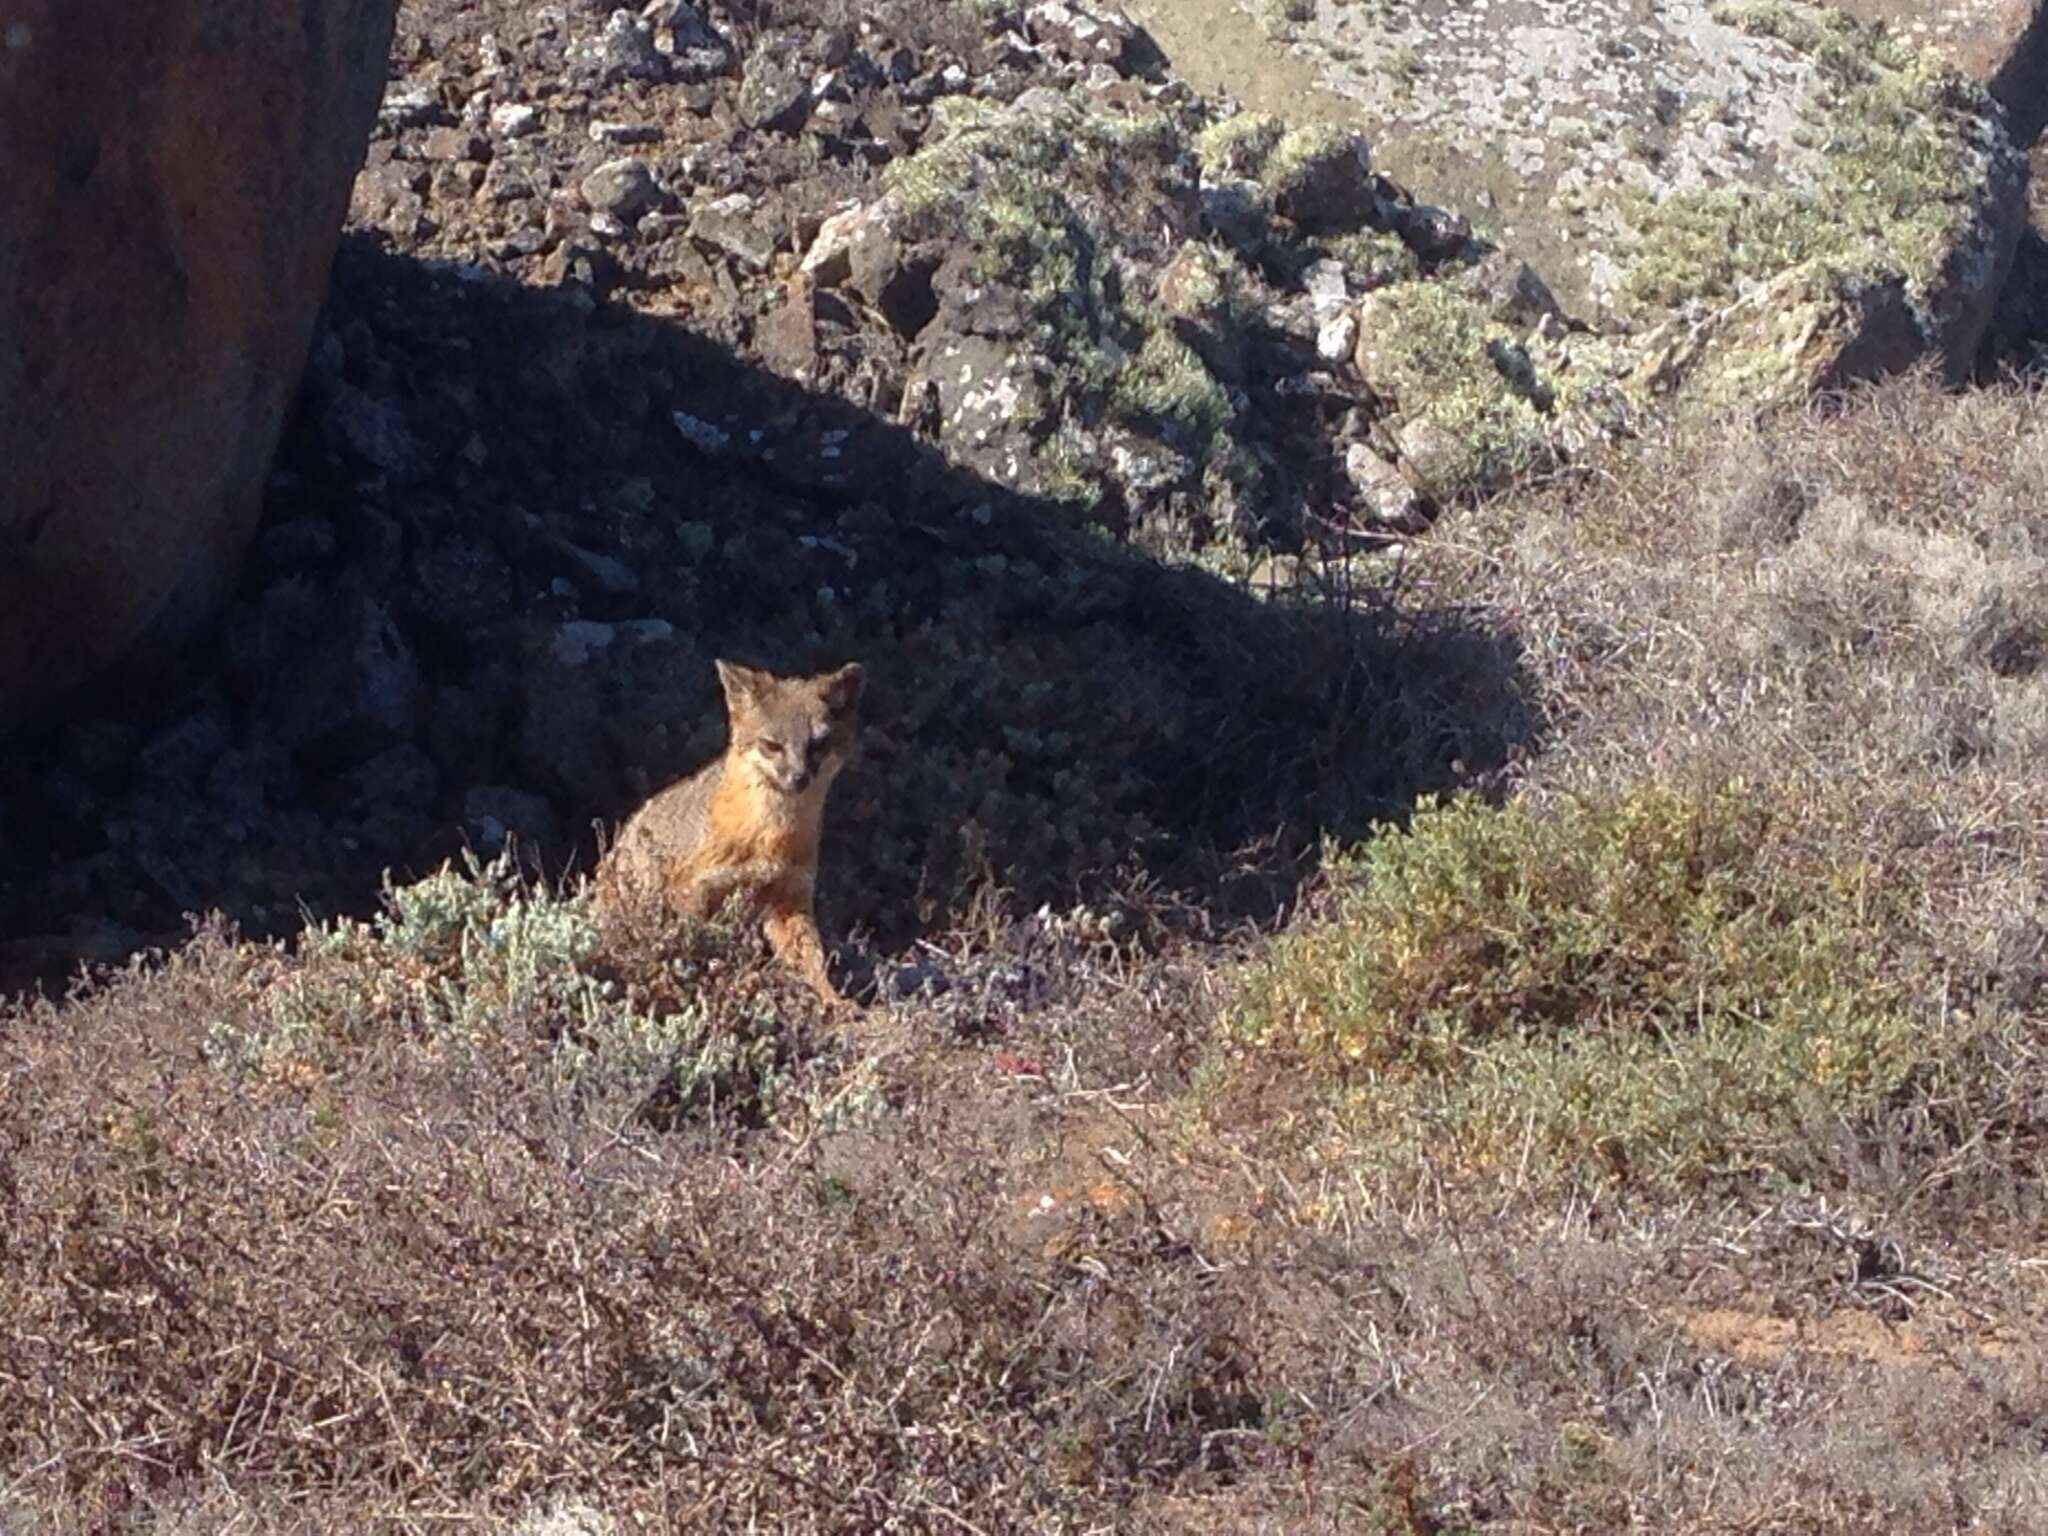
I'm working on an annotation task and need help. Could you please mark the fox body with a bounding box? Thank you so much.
[597,659,865,1005]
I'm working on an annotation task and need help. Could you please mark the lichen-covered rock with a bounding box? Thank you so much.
[0,0,399,731]
[1629,263,1928,411]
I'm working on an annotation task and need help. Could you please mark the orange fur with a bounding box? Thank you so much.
[595,658,864,1007]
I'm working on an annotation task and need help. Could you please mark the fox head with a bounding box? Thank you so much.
[715,659,865,799]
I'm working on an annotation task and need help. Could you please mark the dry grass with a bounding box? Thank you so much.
[11,378,2048,1531]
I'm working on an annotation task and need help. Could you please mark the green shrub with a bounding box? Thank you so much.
[1226,782,1926,1189]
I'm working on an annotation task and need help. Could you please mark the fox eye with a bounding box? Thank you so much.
[757,739,786,758]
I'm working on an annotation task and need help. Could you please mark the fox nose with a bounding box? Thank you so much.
[788,765,814,792]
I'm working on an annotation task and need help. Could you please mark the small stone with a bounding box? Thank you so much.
[1317,310,1359,365]
[799,202,866,286]
[810,98,862,136]
[1464,249,1564,327]
[378,83,442,131]
[590,119,661,144]
[659,0,735,83]
[1345,442,1428,528]
[1303,257,1351,321]
[1024,0,1144,72]
[423,127,489,163]
[588,9,666,83]
[672,411,732,453]
[490,102,542,138]
[556,539,641,595]
[580,156,660,219]
[740,36,812,132]
[1395,203,1471,260]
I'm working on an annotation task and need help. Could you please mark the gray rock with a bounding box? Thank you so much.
[1024,0,1145,73]
[555,539,641,596]
[1303,257,1351,320]
[740,36,811,133]
[590,119,661,145]
[1317,309,1359,365]
[928,332,1051,485]
[672,411,732,454]
[378,82,443,131]
[1198,179,1268,252]
[659,0,735,83]
[1462,250,1565,327]
[423,127,489,163]
[690,192,777,268]
[490,102,542,138]
[577,9,666,83]
[580,156,660,220]
[1270,128,1375,234]
[1344,442,1429,529]
[1393,203,1470,261]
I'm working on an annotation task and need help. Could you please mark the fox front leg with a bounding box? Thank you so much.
[761,894,849,1009]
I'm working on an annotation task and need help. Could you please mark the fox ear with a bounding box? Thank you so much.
[820,662,865,715]
[715,659,771,712]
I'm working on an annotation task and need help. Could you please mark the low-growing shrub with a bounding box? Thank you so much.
[1226,782,1926,1190]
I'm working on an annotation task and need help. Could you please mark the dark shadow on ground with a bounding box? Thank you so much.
[0,234,1536,993]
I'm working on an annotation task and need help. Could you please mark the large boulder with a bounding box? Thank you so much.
[0,0,399,732]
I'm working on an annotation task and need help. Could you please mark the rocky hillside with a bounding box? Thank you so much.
[6,1,2048,1532]
[4,0,2036,993]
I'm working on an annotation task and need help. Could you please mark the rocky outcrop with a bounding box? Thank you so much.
[1210,0,2027,363]
[0,0,400,731]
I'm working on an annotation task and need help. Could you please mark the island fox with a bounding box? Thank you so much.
[596,658,865,1007]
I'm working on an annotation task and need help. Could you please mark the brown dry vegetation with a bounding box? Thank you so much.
[7,374,2048,1532]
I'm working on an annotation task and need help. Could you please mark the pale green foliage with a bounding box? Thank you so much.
[1265,123,1357,192]
[1193,112,1284,181]
[204,852,780,1121]
[1357,282,1557,494]
[1111,325,1236,441]
[1627,3,1991,312]
[1323,230,1419,289]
